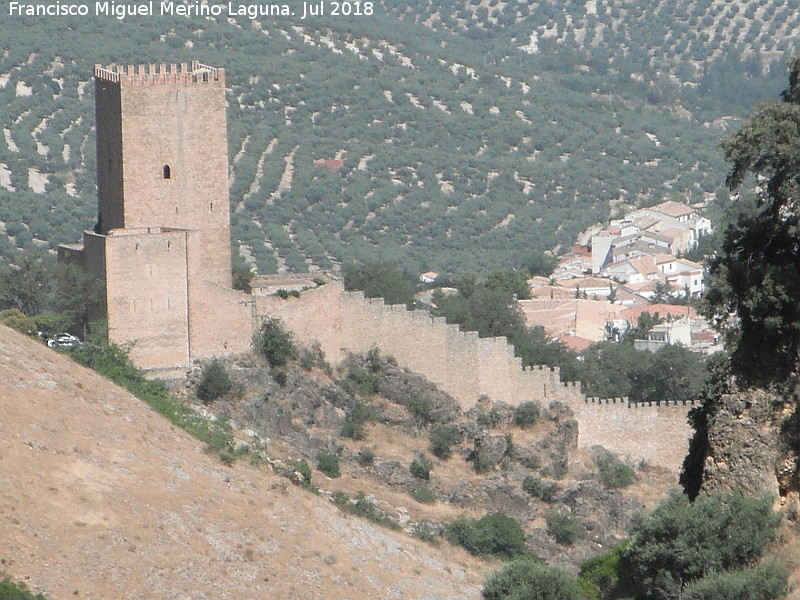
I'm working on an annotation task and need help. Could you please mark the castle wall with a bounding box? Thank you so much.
[93,227,252,371]
[563,397,693,473]
[187,279,253,361]
[102,228,191,370]
[257,282,578,409]
[257,282,693,471]
[258,282,345,361]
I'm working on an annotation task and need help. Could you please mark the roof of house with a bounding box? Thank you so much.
[615,286,650,306]
[659,227,693,241]
[652,200,695,218]
[560,334,595,352]
[654,253,676,264]
[675,258,702,270]
[625,280,662,293]
[529,285,577,300]
[621,303,697,322]
[691,331,718,343]
[628,216,660,231]
[559,277,619,290]
[628,256,660,276]
[518,299,578,337]
[638,230,673,244]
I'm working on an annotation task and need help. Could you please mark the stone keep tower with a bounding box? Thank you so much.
[60,62,251,372]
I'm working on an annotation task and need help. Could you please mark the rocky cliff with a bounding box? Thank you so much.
[686,381,800,516]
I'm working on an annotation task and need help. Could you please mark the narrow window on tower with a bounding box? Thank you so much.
[163,164,171,179]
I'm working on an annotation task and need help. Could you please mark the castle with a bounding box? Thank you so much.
[58,61,693,471]
[58,62,252,373]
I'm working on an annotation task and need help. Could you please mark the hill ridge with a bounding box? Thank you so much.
[0,324,487,599]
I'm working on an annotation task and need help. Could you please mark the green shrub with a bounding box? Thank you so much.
[445,513,526,558]
[316,453,341,478]
[477,407,503,428]
[196,359,233,403]
[366,346,382,372]
[513,400,542,428]
[429,424,462,459]
[410,485,437,503]
[341,400,376,440]
[270,365,289,387]
[299,343,330,373]
[408,397,434,427]
[356,446,375,467]
[546,510,579,546]
[623,491,782,600]
[285,458,314,490]
[340,366,380,397]
[577,540,630,600]
[254,319,297,367]
[0,579,49,600]
[468,449,495,473]
[0,308,38,336]
[522,476,558,502]
[596,455,636,489]
[682,561,788,600]
[482,558,580,600]
[410,456,433,480]
[332,491,401,530]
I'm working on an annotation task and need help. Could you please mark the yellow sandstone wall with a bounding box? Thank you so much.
[101,228,191,370]
[563,397,695,472]
[258,282,581,408]
[258,281,693,471]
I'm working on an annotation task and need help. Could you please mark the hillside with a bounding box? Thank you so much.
[0,324,489,599]
[0,1,794,276]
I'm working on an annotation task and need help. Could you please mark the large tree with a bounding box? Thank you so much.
[705,54,800,384]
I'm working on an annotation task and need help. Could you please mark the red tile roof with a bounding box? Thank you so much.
[652,200,695,218]
[621,303,696,322]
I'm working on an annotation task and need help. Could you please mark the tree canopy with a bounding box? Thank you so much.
[622,491,784,600]
[706,53,800,383]
[343,261,416,308]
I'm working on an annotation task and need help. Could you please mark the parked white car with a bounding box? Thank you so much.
[47,333,81,349]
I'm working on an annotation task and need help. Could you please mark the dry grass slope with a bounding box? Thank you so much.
[0,324,488,600]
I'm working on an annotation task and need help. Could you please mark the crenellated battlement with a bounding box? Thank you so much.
[581,397,696,409]
[256,280,695,471]
[94,60,224,86]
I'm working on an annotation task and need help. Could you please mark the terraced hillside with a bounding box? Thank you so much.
[0,1,794,276]
[386,0,800,81]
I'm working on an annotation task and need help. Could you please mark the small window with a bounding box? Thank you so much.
[163,164,171,179]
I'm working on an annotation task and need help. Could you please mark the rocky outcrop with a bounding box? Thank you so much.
[698,384,800,503]
[207,351,653,569]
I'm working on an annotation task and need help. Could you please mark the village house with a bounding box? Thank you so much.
[590,200,712,275]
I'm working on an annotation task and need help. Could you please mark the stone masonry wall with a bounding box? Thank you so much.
[102,228,191,370]
[564,397,694,473]
[258,281,578,409]
[259,281,693,471]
